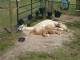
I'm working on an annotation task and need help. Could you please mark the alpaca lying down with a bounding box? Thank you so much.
[29,26,60,37]
[18,19,69,37]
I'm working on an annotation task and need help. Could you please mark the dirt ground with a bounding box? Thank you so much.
[0,14,79,60]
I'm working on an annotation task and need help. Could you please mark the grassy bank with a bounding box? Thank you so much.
[0,33,21,55]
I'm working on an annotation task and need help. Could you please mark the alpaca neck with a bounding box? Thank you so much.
[23,26,34,31]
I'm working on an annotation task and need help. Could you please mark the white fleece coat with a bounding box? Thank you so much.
[19,19,59,32]
[18,19,68,36]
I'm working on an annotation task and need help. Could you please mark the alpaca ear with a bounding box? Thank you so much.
[18,26,22,31]
[18,24,24,31]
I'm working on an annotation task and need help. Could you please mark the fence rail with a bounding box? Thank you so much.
[18,1,39,9]
[16,0,40,26]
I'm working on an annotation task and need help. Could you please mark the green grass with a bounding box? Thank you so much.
[18,47,79,60]
[18,49,72,60]
[65,21,80,60]
[67,21,80,30]
[0,36,14,55]
[0,33,21,55]
[0,10,10,27]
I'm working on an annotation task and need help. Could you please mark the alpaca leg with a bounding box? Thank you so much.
[47,29,60,35]
[54,31,60,35]
[42,32,47,37]
[42,29,50,37]
[29,31,33,35]
[48,30,55,34]
[42,33,50,37]
[29,30,39,35]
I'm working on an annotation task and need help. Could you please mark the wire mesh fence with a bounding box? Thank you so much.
[0,0,19,38]
[0,1,10,37]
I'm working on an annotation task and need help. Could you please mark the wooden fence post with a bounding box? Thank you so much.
[9,0,13,33]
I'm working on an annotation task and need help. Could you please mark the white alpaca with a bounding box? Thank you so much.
[18,20,59,36]
[18,19,68,37]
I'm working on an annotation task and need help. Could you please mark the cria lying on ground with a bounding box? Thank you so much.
[18,20,69,37]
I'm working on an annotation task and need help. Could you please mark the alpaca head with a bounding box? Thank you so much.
[56,23,69,32]
[18,24,27,31]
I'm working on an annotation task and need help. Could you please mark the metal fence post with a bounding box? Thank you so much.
[16,0,19,27]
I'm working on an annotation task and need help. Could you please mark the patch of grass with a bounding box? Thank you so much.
[18,48,73,60]
[0,33,21,55]
[66,20,80,60]
[0,38,14,55]
[18,52,51,60]
[67,21,80,30]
